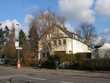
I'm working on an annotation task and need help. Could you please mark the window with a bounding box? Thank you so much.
[16,24,19,26]
[75,35,78,40]
[47,34,49,39]
[63,39,66,45]
[49,34,51,38]
[42,53,46,57]
[73,34,75,38]
[54,40,57,46]
[58,39,61,45]
[69,51,72,54]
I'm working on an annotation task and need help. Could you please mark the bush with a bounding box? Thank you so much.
[41,56,56,69]
[22,53,34,66]
[5,58,17,66]
[76,58,110,71]
[72,53,91,69]
[90,59,110,71]
[54,51,75,63]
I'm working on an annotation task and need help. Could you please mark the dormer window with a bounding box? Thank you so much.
[16,24,19,26]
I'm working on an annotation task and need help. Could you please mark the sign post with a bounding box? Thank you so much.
[15,41,22,69]
[14,23,22,69]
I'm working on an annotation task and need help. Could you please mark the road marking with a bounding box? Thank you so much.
[0,75,47,81]
[0,75,13,79]
[21,75,47,80]
[61,81,73,83]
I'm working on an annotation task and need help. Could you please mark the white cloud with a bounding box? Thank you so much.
[25,14,33,24]
[22,14,34,35]
[59,0,95,24]
[103,28,110,34]
[95,0,110,17]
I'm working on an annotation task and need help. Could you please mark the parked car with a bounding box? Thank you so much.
[0,58,5,65]
[59,62,73,69]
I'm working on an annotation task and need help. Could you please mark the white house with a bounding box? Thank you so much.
[98,43,110,58]
[0,19,21,48]
[38,24,91,60]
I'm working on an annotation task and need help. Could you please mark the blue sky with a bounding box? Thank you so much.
[0,0,58,22]
[0,0,110,41]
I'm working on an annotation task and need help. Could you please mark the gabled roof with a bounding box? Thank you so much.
[39,24,90,48]
[39,24,80,40]
[55,24,80,38]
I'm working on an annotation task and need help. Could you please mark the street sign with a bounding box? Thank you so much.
[16,47,22,50]
[15,41,19,48]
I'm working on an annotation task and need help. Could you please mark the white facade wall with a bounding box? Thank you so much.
[66,38,91,54]
[51,38,91,54]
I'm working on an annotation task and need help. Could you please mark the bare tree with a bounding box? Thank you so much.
[76,23,96,47]
[28,10,65,64]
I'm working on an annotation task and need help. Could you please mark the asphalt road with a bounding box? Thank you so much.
[0,66,110,83]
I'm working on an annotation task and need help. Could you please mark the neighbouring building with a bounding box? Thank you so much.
[0,19,21,44]
[38,24,91,62]
[0,20,21,61]
[92,43,110,59]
